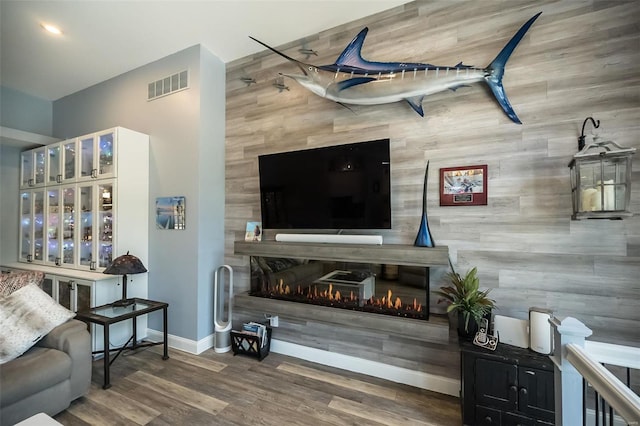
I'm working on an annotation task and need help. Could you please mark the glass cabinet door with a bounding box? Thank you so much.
[75,281,93,312]
[19,191,32,261]
[78,184,94,269]
[21,151,34,188]
[46,188,61,265]
[42,275,55,299]
[57,279,93,312]
[97,182,114,269]
[62,186,76,266]
[33,189,45,262]
[34,147,46,187]
[79,135,96,180]
[97,131,115,178]
[47,144,61,185]
[57,278,73,310]
[63,139,77,181]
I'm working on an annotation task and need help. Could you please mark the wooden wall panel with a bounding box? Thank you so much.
[225,0,640,381]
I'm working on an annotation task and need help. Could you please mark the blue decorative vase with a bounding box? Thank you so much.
[414,161,435,247]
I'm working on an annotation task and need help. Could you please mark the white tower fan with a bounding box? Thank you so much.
[213,265,234,353]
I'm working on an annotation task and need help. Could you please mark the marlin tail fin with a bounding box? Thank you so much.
[485,12,541,124]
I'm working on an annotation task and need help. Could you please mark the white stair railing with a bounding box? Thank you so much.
[551,316,640,426]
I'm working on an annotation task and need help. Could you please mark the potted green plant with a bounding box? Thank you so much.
[436,265,495,338]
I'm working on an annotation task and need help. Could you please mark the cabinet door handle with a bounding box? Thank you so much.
[29,178,34,186]
[519,387,528,396]
[57,174,62,183]
[90,261,97,270]
[91,168,98,178]
[27,254,33,262]
[484,416,492,423]
[55,257,61,266]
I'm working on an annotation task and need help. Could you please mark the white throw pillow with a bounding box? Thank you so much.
[0,283,75,364]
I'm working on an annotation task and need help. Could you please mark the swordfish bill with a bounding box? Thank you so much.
[250,12,541,123]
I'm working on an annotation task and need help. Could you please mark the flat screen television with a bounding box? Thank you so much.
[259,139,391,230]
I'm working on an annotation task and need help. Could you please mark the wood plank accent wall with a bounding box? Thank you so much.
[225,0,640,354]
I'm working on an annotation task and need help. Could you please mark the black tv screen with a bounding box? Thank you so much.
[259,139,391,230]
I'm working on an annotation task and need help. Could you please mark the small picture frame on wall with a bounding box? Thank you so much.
[245,221,262,242]
[156,196,186,229]
[440,165,488,206]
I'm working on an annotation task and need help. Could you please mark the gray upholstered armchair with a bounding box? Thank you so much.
[0,319,92,425]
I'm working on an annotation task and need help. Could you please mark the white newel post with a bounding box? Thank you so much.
[550,316,593,426]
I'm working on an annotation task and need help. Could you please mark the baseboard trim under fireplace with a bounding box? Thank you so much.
[270,339,460,397]
[232,292,459,395]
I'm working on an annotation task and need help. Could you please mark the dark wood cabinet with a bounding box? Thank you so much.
[461,341,554,425]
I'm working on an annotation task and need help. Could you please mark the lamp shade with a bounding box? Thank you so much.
[103,251,147,275]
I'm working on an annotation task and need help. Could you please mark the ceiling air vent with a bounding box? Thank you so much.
[147,70,189,101]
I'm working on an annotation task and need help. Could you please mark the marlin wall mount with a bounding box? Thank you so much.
[250,12,541,123]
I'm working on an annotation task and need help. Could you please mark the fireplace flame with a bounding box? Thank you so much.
[262,278,423,317]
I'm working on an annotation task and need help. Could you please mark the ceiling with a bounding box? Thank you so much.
[1,0,409,102]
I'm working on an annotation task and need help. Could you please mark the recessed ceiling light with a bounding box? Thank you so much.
[41,23,62,35]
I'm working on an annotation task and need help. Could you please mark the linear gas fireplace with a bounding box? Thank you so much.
[249,256,430,320]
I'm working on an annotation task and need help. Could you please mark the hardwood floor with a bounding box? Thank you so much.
[54,346,461,425]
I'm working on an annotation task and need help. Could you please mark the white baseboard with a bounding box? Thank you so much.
[275,233,383,245]
[146,328,214,355]
[270,339,460,397]
[146,329,459,397]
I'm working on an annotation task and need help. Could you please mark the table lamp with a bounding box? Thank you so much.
[103,251,147,307]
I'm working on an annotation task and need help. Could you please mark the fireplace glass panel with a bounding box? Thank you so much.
[250,256,429,320]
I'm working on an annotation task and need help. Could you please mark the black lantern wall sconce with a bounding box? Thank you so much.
[568,117,635,220]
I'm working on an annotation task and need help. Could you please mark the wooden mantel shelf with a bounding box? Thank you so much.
[234,240,449,267]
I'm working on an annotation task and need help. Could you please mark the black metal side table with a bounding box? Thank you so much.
[75,298,169,389]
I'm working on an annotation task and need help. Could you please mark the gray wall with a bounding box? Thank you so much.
[0,87,53,266]
[224,0,640,347]
[53,45,226,341]
[196,48,226,338]
[0,144,21,265]
[0,86,52,134]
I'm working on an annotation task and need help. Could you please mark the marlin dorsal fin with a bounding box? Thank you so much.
[335,27,370,68]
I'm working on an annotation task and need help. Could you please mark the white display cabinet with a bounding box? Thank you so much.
[76,180,116,271]
[20,146,47,188]
[19,127,131,186]
[19,188,46,264]
[78,129,116,181]
[14,126,149,353]
[44,139,78,185]
[18,127,149,273]
[46,143,61,185]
